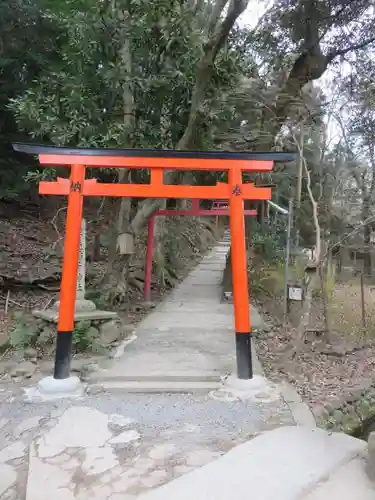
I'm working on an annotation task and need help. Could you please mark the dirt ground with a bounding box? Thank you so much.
[254,269,375,414]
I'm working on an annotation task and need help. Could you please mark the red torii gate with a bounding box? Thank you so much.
[144,199,257,301]
[13,143,294,382]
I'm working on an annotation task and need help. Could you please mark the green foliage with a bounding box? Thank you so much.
[252,222,286,264]
[0,0,61,200]
[0,159,36,201]
[72,321,103,352]
[24,168,58,184]
[10,1,186,147]
[3,0,375,235]
[85,289,106,310]
[10,0,252,154]
[8,312,37,349]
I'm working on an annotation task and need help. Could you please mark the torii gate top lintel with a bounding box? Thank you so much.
[13,142,295,169]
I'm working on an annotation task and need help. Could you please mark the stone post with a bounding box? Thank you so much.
[76,218,87,300]
[51,218,96,313]
[75,218,96,312]
[32,218,118,326]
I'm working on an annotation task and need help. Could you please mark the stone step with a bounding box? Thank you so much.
[157,304,233,313]
[94,372,222,383]
[94,379,221,393]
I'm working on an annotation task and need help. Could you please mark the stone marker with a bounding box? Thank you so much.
[26,221,121,402]
[52,218,96,313]
[77,218,88,301]
[32,218,117,323]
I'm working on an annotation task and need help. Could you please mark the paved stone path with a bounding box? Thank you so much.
[91,233,264,392]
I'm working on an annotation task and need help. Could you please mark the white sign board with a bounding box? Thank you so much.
[288,286,303,301]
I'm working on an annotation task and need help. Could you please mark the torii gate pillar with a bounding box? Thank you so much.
[228,166,252,378]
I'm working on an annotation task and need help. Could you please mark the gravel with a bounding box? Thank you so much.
[0,386,294,452]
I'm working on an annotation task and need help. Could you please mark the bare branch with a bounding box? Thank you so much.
[50,206,67,250]
[303,152,321,262]
[325,213,375,259]
[289,127,329,355]
[326,36,375,63]
[207,0,229,34]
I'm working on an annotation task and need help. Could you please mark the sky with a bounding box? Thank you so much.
[239,0,269,28]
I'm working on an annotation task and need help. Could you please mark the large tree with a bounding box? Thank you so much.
[11,0,250,296]
[334,58,375,274]
[0,0,60,200]
[249,0,375,149]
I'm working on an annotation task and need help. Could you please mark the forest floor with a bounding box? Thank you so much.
[253,267,375,416]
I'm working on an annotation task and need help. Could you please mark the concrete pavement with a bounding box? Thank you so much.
[0,391,294,499]
[90,235,264,392]
[136,426,375,500]
[1,391,374,499]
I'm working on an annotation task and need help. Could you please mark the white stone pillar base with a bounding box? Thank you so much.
[23,376,85,403]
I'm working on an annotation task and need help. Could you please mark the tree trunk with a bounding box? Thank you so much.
[291,130,324,355]
[319,264,332,343]
[129,0,250,236]
[178,0,249,151]
[363,215,372,276]
[362,170,372,276]
[104,3,135,299]
[153,210,167,288]
[92,234,101,261]
[292,270,316,358]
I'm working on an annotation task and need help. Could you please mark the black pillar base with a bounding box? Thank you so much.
[235,332,253,380]
[54,331,73,379]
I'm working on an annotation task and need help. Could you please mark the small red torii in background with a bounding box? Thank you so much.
[13,143,294,382]
[144,199,257,301]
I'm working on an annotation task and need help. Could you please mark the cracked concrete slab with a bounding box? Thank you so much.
[36,407,112,459]
[27,447,76,500]
[0,463,17,495]
[0,441,27,462]
[14,391,293,500]
[135,427,372,500]
[0,418,9,431]
[14,416,42,437]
